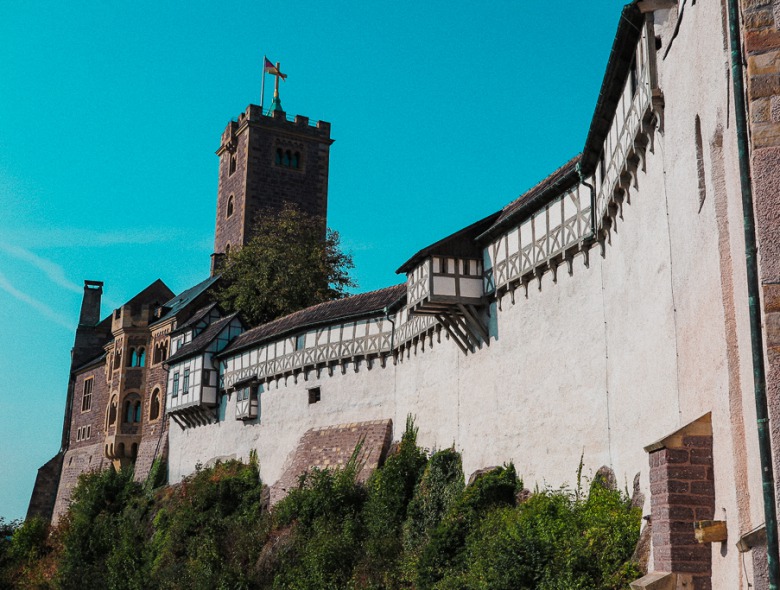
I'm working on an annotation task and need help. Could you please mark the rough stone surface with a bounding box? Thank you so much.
[269,419,392,505]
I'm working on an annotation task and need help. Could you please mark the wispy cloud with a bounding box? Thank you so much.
[0,227,184,249]
[0,271,73,330]
[0,242,82,294]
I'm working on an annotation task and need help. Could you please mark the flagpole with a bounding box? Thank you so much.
[260,54,266,114]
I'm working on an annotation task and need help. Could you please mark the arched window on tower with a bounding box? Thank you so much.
[229,153,237,176]
[134,402,141,423]
[107,395,118,428]
[292,151,300,169]
[150,389,161,421]
[283,150,291,167]
[275,148,283,165]
[137,348,146,367]
[128,348,137,367]
[227,195,234,218]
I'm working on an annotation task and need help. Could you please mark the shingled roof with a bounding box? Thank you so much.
[477,155,581,242]
[396,212,501,274]
[150,275,220,327]
[167,312,239,365]
[171,302,219,335]
[220,284,407,357]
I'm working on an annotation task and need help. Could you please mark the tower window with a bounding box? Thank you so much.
[150,388,161,421]
[275,147,303,170]
[229,153,237,176]
[82,378,93,412]
[227,195,234,218]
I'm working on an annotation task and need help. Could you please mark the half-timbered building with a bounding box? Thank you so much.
[30,0,780,587]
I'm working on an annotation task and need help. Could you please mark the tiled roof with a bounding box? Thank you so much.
[171,302,219,335]
[477,155,581,242]
[150,275,220,327]
[72,352,107,374]
[395,212,501,274]
[167,313,239,365]
[221,284,407,356]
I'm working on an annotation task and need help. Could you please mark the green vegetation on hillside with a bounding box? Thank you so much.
[2,421,642,589]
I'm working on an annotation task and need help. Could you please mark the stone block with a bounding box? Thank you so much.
[746,29,780,53]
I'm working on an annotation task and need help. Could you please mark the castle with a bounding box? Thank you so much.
[26,0,780,587]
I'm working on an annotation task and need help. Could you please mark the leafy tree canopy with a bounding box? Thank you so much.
[214,204,356,326]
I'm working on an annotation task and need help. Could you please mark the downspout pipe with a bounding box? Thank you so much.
[726,0,780,586]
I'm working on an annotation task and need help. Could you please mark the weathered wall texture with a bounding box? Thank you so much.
[166,3,777,588]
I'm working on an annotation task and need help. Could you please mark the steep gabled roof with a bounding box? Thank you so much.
[167,313,240,365]
[220,284,407,357]
[477,155,581,242]
[171,302,219,336]
[123,279,175,312]
[395,212,501,274]
[150,275,220,327]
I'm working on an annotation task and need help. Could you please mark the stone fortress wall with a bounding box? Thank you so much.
[35,1,780,587]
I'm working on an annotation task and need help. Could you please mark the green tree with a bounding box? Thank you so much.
[214,204,356,326]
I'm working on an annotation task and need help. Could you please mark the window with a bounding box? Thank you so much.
[275,147,303,170]
[114,349,122,369]
[629,56,638,97]
[82,378,93,412]
[229,153,237,176]
[107,395,118,427]
[183,369,190,394]
[295,334,305,350]
[134,402,141,423]
[150,389,161,420]
[154,341,168,364]
[172,372,180,397]
[308,387,321,404]
[226,195,234,218]
[137,348,146,367]
[86,425,91,439]
[128,348,137,367]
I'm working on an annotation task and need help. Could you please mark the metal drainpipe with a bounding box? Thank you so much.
[726,0,780,586]
[384,306,396,356]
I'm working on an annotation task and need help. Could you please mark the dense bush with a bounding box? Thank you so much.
[3,421,643,589]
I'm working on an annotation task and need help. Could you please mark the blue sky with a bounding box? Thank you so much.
[0,1,625,520]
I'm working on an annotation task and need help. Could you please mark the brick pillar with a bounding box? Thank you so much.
[648,416,715,589]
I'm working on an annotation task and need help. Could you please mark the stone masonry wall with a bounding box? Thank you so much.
[743,0,780,509]
[269,419,393,505]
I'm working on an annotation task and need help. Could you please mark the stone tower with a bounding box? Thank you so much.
[211,104,333,275]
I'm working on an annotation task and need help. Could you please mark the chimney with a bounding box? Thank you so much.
[79,281,103,326]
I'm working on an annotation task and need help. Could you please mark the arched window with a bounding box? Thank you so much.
[292,152,300,169]
[125,400,133,423]
[107,395,118,427]
[134,402,141,423]
[275,148,283,165]
[283,150,291,167]
[150,389,161,421]
[226,195,234,218]
[131,443,138,458]
[128,348,137,367]
[137,348,146,367]
[117,442,125,458]
[114,349,122,369]
[229,153,237,175]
